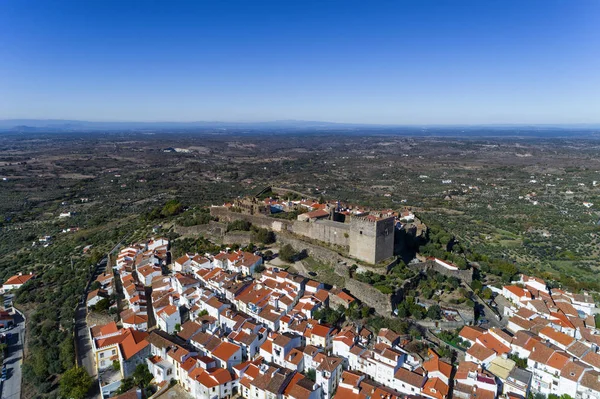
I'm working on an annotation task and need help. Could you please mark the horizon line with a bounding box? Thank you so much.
[1,118,600,128]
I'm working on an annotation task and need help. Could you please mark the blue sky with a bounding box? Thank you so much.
[1,0,599,124]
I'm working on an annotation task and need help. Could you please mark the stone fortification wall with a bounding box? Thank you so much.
[409,260,473,284]
[417,320,468,331]
[276,233,342,265]
[344,278,393,316]
[211,206,394,265]
[173,220,227,238]
[293,219,350,250]
[275,233,393,315]
[223,231,253,245]
[210,207,293,232]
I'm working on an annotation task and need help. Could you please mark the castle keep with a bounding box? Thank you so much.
[348,215,395,264]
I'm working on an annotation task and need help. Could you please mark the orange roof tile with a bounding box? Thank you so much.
[423,377,449,399]
[212,341,240,361]
[3,274,34,286]
[539,326,575,347]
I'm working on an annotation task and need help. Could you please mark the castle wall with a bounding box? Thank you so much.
[276,233,342,265]
[210,207,293,232]
[276,232,393,315]
[223,231,253,245]
[292,219,350,250]
[210,206,395,265]
[409,260,473,284]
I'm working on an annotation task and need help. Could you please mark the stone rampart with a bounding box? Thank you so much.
[210,206,293,232]
[223,231,253,245]
[293,219,350,249]
[344,278,393,316]
[409,260,473,284]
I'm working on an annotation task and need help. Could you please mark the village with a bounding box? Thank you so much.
[45,203,598,399]
[1,192,600,399]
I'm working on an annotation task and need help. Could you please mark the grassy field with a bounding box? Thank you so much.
[301,256,345,288]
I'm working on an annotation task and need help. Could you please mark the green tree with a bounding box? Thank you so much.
[93,297,110,311]
[397,304,409,318]
[252,228,275,244]
[509,353,528,369]
[162,200,184,217]
[59,338,75,370]
[59,367,93,399]
[116,377,135,394]
[133,363,154,388]
[279,244,296,262]
[427,305,442,320]
[32,351,50,380]
[227,220,252,232]
[481,287,493,300]
[361,306,371,318]
[412,309,424,320]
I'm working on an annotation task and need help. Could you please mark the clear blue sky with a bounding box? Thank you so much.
[1,0,599,124]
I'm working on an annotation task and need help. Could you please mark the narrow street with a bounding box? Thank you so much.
[75,257,107,399]
[1,311,25,399]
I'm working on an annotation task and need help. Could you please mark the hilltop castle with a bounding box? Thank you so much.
[214,197,396,264]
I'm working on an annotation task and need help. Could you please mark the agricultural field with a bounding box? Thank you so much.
[2,129,600,396]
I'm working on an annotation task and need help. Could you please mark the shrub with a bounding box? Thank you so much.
[427,304,442,320]
[279,244,297,262]
[252,228,275,244]
[227,220,252,232]
[59,367,93,399]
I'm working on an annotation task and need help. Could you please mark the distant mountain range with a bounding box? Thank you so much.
[0,119,377,130]
[1,119,599,137]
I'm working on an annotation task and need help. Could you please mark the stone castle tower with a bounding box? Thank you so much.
[348,215,395,264]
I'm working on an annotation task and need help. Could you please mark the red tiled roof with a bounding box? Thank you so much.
[477,333,510,355]
[423,350,453,378]
[120,329,149,360]
[3,274,34,286]
[423,377,449,399]
[459,325,485,342]
[466,343,495,362]
[212,341,240,361]
[539,326,575,347]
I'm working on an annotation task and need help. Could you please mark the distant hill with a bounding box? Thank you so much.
[0,119,599,138]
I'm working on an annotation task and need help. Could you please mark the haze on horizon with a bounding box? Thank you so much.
[1,0,599,125]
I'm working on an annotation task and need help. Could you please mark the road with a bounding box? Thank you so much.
[75,257,107,399]
[473,293,505,329]
[1,310,25,399]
